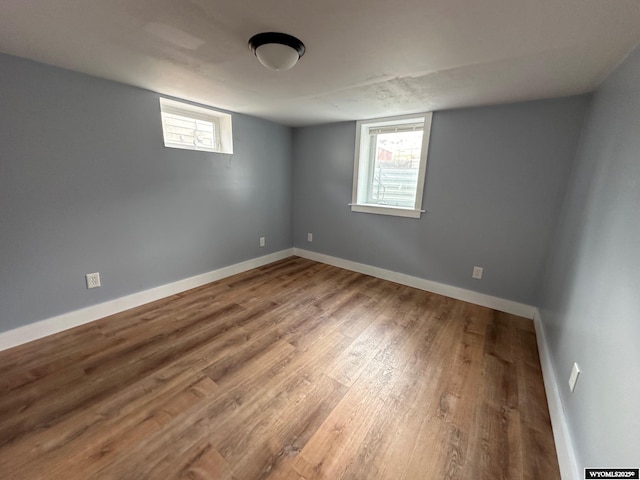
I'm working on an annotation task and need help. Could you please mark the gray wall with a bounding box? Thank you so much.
[293,97,590,305]
[539,45,640,470]
[0,53,293,333]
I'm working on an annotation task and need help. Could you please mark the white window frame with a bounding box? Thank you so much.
[351,112,433,218]
[159,98,233,154]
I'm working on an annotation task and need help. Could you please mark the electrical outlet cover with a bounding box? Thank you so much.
[472,266,483,279]
[568,362,581,392]
[86,272,101,289]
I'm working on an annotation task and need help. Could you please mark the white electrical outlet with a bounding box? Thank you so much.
[86,272,101,289]
[568,362,581,392]
[259,236,265,247]
[472,266,483,279]
[307,233,313,242]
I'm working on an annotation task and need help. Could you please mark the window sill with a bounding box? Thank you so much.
[350,203,424,218]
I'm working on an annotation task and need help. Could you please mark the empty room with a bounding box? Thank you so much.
[1,1,639,479]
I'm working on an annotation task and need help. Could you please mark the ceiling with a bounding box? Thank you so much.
[2,0,640,127]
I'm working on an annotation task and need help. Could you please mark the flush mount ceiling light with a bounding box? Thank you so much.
[248,32,305,71]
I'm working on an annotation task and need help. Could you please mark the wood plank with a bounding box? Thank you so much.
[326,312,402,387]
[292,359,410,479]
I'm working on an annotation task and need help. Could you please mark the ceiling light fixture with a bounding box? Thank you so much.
[248,32,305,71]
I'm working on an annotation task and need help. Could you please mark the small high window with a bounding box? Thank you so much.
[351,113,432,218]
[159,98,233,154]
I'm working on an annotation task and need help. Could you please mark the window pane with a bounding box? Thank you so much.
[163,112,217,151]
[368,130,423,207]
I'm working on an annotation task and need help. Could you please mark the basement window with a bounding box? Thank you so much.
[351,113,432,218]
[159,98,233,154]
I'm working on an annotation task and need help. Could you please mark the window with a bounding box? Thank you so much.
[351,113,432,218]
[159,98,233,154]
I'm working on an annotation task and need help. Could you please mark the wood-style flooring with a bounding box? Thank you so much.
[0,257,560,479]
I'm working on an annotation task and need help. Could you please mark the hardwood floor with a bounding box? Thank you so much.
[0,257,560,479]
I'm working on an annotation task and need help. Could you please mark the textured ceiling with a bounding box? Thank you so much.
[2,0,640,126]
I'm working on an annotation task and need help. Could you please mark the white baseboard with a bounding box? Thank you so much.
[0,249,294,352]
[293,248,536,318]
[533,308,579,480]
